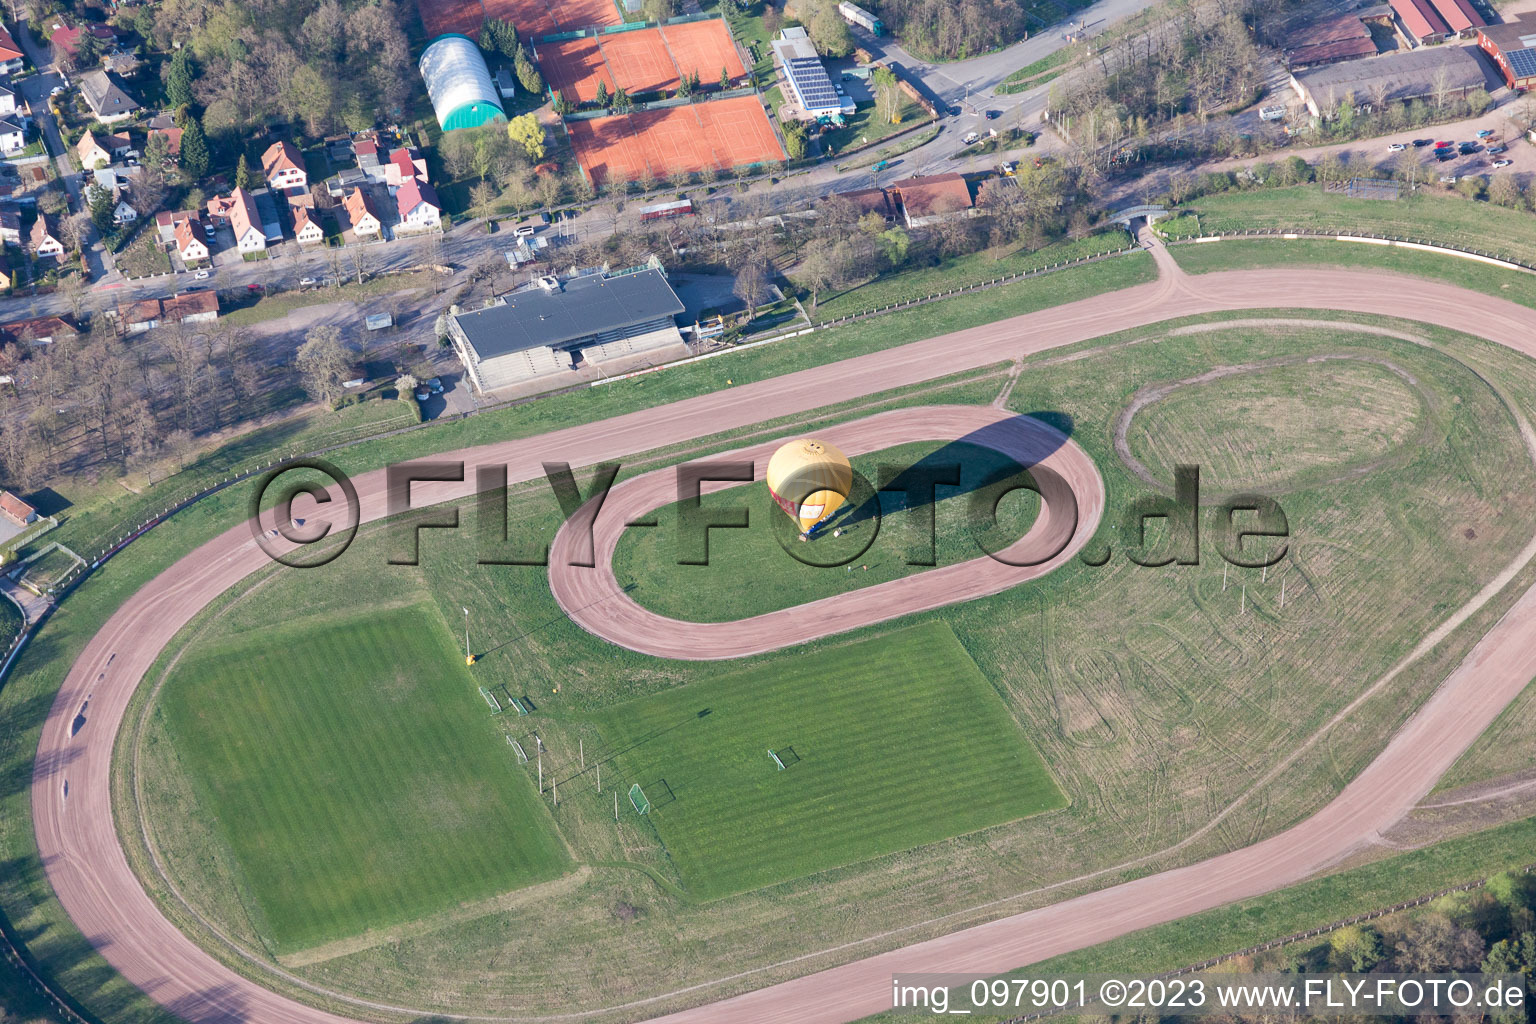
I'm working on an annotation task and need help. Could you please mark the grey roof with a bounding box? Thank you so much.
[455,269,684,360]
[0,118,21,135]
[79,70,139,117]
[1293,45,1492,106]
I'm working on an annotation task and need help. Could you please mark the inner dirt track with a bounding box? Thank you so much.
[547,405,1104,660]
[28,237,1536,1024]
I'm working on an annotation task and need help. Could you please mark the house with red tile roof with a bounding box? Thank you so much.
[890,173,973,228]
[207,187,265,252]
[149,125,182,160]
[0,23,24,74]
[385,147,428,187]
[293,206,325,245]
[1390,0,1450,44]
[0,490,35,526]
[261,141,307,194]
[343,187,382,237]
[395,177,441,231]
[173,217,209,262]
[30,215,63,258]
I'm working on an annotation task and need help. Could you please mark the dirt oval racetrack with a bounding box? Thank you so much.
[28,252,1536,1024]
[548,404,1104,660]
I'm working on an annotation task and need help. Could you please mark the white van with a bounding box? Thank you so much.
[514,224,537,238]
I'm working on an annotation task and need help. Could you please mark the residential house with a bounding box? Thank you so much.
[251,188,283,245]
[173,217,209,262]
[0,118,22,154]
[890,173,973,228]
[154,209,199,243]
[385,147,427,187]
[207,187,265,252]
[30,214,63,258]
[118,292,219,332]
[261,140,307,194]
[116,297,162,333]
[0,208,18,246]
[0,84,16,116]
[324,166,368,197]
[47,19,116,66]
[0,264,11,289]
[293,205,325,245]
[163,290,218,324]
[102,51,139,76]
[113,198,137,224]
[354,137,385,181]
[343,187,382,237]
[148,125,181,161]
[0,24,23,75]
[0,490,36,526]
[0,316,75,344]
[78,69,139,124]
[394,176,441,232]
[77,128,130,169]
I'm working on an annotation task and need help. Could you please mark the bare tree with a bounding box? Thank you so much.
[296,325,350,405]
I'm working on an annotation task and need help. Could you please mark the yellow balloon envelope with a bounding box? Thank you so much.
[766,438,853,534]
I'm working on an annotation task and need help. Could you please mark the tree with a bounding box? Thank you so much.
[395,373,418,400]
[514,44,543,94]
[794,238,840,312]
[552,89,572,115]
[613,86,631,113]
[178,116,210,179]
[470,179,499,219]
[86,184,116,234]
[807,0,853,57]
[1488,173,1525,210]
[144,131,172,174]
[595,80,610,108]
[644,0,674,22]
[166,48,196,109]
[507,113,546,160]
[678,69,694,98]
[296,326,349,405]
[782,119,808,159]
[732,259,769,319]
[872,66,901,125]
[235,153,256,191]
[720,65,732,90]
[1330,925,1384,972]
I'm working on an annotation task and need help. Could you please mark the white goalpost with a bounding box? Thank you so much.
[508,736,529,763]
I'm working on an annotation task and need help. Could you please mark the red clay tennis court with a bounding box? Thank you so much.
[568,96,783,184]
[695,95,783,168]
[600,28,681,95]
[484,0,561,38]
[551,0,622,31]
[419,0,487,40]
[541,37,611,104]
[660,20,745,85]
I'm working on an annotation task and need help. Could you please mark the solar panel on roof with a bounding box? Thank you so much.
[1508,46,1536,78]
[785,56,839,109]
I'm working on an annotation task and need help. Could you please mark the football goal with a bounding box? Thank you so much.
[508,736,529,763]
[629,783,651,815]
[479,687,502,714]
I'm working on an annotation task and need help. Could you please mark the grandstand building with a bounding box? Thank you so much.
[419,34,507,131]
[772,27,851,119]
[448,263,687,392]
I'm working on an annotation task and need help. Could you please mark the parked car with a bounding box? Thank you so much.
[1440,174,1458,184]
[1387,142,1406,152]
[1412,138,1433,147]
[193,269,209,280]
[985,109,1000,119]
[1458,142,1478,154]
[1436,151,1455,161]
[427,377,444,393]
[1488,144,1507,154]
[1476,128,1495,138]
[415,389,430,402]
[299,277,316,286]
[1493,159,1513,168]
[1435,140,1454,149]
[247,283,261,291]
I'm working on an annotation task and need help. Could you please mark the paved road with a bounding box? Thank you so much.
[549,405,1102,659]
[26,236,1536,1024]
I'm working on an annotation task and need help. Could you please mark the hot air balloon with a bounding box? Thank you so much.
[766,438,853,536]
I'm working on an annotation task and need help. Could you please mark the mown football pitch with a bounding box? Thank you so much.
[587,621,1066,899]
[155,602,570,952]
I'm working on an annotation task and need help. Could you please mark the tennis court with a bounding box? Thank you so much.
[569,97,782,184]
[695,96,784,169]
[419,0,487,39]
[484,0,561,38]
[600,27,681,96]
[660,20,746,86]
[542,37,612,104]
[551,0,622,31]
